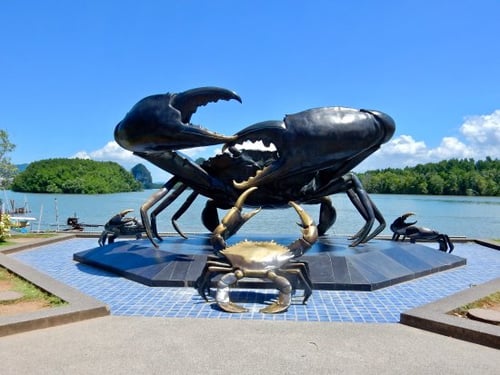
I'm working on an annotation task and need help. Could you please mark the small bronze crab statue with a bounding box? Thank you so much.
[98,209,146,246]
[114,87,395,248]
[195,187,318,314]
[390,212,454,253]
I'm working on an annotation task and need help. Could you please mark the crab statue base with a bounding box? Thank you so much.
[74,233,465,291]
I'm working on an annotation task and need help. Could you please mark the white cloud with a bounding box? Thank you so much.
[382,134,427,155]
[74,141,136,162]
[460,110,500,156]
[428,137,474,160]
[358,109,500,171]
[72,141,168,182]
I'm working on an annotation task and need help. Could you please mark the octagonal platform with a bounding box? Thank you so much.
[73,234,466,291]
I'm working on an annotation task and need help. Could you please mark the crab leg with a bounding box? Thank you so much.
[169,190,199,239]
[140,177,180,248]
[444,235,454,253]
[98,231,108,247]
[149,183,189,240]
[341,173,385,246]
[216,271,248,313]
[260,271,292,313]
[282,262,313,304]
[194,258,233,301]
[201,199,221,232]
[346,188,374,244]
[317,196,336,236]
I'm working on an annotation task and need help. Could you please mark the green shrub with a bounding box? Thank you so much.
[0,213,11,241]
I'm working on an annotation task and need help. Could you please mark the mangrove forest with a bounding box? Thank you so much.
[358,157,499,196]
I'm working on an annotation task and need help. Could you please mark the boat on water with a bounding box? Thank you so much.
[9,216,37,233]
[2,193,36,232]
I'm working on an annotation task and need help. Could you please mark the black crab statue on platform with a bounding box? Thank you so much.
[390,212,454,253]
[98,209,145,246]
[114,86,396,248]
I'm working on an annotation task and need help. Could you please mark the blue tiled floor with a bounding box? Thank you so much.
[11,238,500,323]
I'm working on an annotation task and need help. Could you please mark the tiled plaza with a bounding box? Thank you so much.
[11,238,500,323]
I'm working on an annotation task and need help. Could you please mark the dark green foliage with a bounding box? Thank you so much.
[358,157,499,196]
[11,158,142,194]
[131,163,153,189]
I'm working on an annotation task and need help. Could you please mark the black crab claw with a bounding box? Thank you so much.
[389,212,417,239]
[119,208,134,217]
[222,120,285,189]
[114,86,241,152]
[401,212,418,225]
[226,107,396,189]
[390,212,418,232]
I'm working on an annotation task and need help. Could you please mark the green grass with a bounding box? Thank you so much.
[450,291,500,317]
[0,267,66,306]
[10,233,57,239]
[0,232,57,247]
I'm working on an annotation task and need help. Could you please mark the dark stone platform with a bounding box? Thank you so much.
[73,234,466,291]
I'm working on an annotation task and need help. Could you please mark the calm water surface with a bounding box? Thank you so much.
[3,190,499,239]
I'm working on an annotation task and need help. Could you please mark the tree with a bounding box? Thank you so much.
[357,157,499,196]
[0,130,18,189]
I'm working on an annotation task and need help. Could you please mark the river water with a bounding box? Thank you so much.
[3,190,499,239]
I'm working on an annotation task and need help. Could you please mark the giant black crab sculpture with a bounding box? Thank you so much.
[390,212,454,253]
[114,87,395,247]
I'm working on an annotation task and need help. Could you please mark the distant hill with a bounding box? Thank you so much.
[16,162,163,189]
[11,158,142,194]
[16,163,29,172]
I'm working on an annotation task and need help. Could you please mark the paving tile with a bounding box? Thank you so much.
[10,238,500,323]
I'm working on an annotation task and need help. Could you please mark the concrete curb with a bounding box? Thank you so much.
[400,277,500,349]
[0,252,109,337]
[474,238,500,251]
[0,233,78,255]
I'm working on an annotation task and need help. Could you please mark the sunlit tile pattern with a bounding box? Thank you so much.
[12,238,500,323]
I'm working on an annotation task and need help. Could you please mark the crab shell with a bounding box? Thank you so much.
[220,241,296,274]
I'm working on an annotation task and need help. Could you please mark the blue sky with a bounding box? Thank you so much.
[1,1,499,182]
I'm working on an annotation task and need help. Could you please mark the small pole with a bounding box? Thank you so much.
[38,204,43,232]
[54,198,59,232]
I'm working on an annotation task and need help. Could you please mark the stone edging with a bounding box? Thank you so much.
[400,277,500,349]
[0,246,109,337]
[0,233,78,255]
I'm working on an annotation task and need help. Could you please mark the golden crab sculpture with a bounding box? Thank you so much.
[195,187,318,313]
